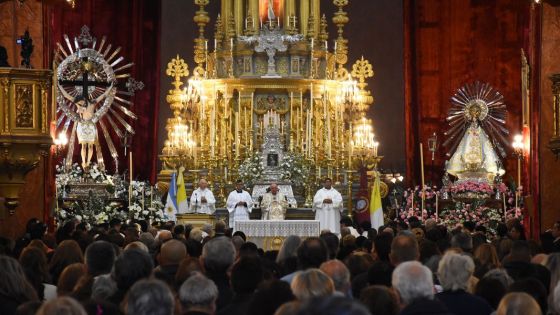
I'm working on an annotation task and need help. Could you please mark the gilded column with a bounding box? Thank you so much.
[311,0,320,39]
[249,0,259,27]
[300,0,309,36]
[221,0,233,36]
[234,0,243,35]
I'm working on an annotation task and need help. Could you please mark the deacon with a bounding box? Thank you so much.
[226,180,253,230]
[261,182,288,220]
[313,178,343,234]
[189,178,216,214]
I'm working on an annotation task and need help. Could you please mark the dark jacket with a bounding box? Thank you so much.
[207,272,233,311]
[436,290,493,315]
[216,293,253,315]
[399,298,453,315]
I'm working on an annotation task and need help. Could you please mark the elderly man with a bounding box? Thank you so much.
[313,178,343,234]
[392,261,452,315]
[436,253,493,315]
[126,279,175,315]
[261,183,288,220]
[320,260,351,297]
[189,178,216,214]
[179,272,219,315]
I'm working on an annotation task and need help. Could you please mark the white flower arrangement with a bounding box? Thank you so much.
[279,152,309,187]
[238,153,265,186]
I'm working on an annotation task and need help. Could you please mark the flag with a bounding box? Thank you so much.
[370,173,384,230]
[177,167,189,214]
[164,172,178,221]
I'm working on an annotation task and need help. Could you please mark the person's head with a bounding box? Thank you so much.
[201,236,235,274]
[0,255,38,303]
[320,232,339,260]
[50,239,84,271]
[57,263,87,296]
[474,243,500,268]
[277,235,302,263]
[246,280,295,315]
[189,228,204,243]
[509,278,548,314]
[323,178,332,189]
[367,260,394,287]
[231,257,264,294]
[297,237,329,270]
[85,240,116,276]
[360,285,398,315]
[179,272,218,313]
[295,296,370,315]
[509,223,526,240]
[373,231,393,261]
[125,241,149,253]
[546,253,560,294]
[158,239,187,266]
[509,240,531,262]
[109,218,122,231]
[340,216,353,229]
[424,219,437,232]
[389,235,419,266]
[450,232,473,253]
[112,249,153,291]
[214,220,227,235]
[16,301,42,315]
[270,183,279,195]
[463,221,476,233]
[19,246,49,285]
[198,178,208,190]
[496,292,541,315]
[126,279,174,315]
[392,261,433,305]
[320,260,351,294]
[437,252,474,291]
[236,179,244,191]
[36,297,86,315]
[175,257,204,287]
[475,277,507,309]
[291,269,335,300]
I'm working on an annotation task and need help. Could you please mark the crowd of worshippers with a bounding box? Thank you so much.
[1,217,560,315]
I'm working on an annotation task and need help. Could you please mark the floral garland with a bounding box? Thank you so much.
[396,183,524,235]
[279,152,309,186]
[55,163,165,226]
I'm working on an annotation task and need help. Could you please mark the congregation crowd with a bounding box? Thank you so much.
[0,216,559,315]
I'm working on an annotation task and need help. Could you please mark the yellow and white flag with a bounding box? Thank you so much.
[370,173,384,230]
[177,167,189,214]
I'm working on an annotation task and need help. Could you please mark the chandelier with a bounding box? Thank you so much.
[352,116,380,163]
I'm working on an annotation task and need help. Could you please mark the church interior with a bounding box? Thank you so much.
[0,0,560,314]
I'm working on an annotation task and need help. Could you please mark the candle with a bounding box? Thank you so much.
[325,40,328,51]
[260,18,263,29]
[150,186,153,208]
[420,143,425,221]
[245,18,248,29]
[311,38,314,51]
[214,39,218,51]
[435,192,439,222]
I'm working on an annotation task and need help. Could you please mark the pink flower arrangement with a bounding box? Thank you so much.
[450,180,494,194]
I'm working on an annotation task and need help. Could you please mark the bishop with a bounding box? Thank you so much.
[261,182,288,220]
[189,178,216,214]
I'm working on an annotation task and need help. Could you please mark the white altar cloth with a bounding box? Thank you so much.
[235,220,320,248]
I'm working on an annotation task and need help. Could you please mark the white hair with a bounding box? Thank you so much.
[179,272,218,308]
[392,261,434,305]
[437,252,474,291]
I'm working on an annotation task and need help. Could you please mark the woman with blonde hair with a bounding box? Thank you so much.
[496,292,541,315]
[474,243,500,278]
[291,268,334,300]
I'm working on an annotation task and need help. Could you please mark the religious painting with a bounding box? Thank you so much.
[291,57,300,74]
[267,153,279,167]
[254,95,289,114]
[259,0,284,23]
[243,57,252,73]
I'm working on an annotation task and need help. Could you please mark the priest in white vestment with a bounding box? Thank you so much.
[226,180,253,230]
[189,178,216,214]
[261,183,288,220]
[313,178,343,234]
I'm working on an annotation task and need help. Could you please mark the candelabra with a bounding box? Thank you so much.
[512,134,525,210]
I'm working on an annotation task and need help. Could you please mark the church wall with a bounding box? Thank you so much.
[404,0,528,187]
[0,0,44,68]
[539,3,560,232]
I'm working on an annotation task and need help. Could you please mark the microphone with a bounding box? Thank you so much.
[194,193,198,212]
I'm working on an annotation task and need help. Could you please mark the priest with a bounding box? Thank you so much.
[189,178,216,214]
[261,182,288,220]
[226,180,253,230]
[313,178,343,234]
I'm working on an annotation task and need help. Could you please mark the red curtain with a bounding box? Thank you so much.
[43,0,161,183]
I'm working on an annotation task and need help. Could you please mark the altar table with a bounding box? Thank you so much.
[235,220,321,250]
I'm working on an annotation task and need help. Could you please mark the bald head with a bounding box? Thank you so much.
[320,259,351,293]
[389,235,419,266]
[160,239,187,266]
[198,178,208,190]
[157,230,173,243]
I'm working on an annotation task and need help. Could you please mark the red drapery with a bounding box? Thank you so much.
[43,0,161,183]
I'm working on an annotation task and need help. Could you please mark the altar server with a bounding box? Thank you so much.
[313,178,343,234]
[261,182,288,220]
[226,180,253,230]
[189,178,216,214]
